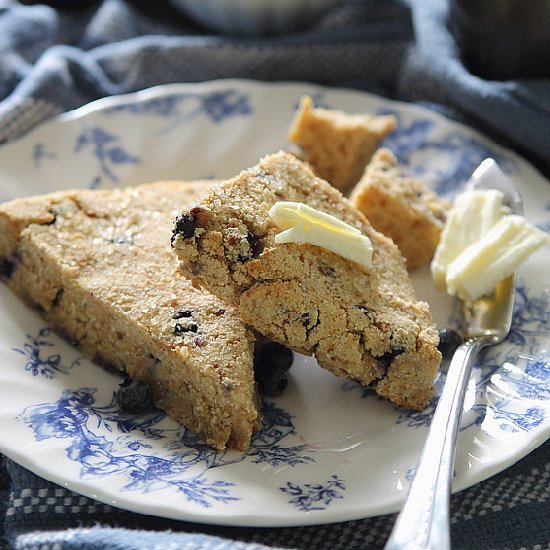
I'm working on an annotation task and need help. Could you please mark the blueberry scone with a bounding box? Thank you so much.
[0,181,260,450]
[351,148,450,269]
[288,95,397,193]
[172,152,441,410]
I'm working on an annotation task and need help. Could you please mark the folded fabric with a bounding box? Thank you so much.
[1,0,549,174]
[4,441,550,549]
[402,0,550,175]
[0,0,413,144]
[15,527,279,550]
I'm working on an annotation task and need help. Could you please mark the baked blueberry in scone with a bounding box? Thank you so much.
[172,152,441,410]
[0,181,261,450]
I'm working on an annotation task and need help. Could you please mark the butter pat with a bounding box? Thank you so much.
[446,214,550,302]
[268,201,373,269]
[431,189,506,290]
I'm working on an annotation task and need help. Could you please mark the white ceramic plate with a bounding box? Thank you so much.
[0,80,549,527]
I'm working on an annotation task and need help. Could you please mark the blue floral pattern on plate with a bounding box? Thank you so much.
[0,80,548,527]
[280,475,346,512]
[103,89,252,125]
[74,126,140,189]
[18,386,313,507]
[12,327,81,378]
[378,112,518,196]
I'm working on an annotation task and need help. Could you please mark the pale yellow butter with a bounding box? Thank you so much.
[268,201,373,269]
[446,214,550,302]
[431,188,550,302]
[431,189,506,290]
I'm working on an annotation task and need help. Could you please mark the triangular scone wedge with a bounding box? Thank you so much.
[288,95,397,193]
[0,181,260,451]
[172,152,441,411]
[351,148,450,269]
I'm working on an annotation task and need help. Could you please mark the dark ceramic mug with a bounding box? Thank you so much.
[448,0,550,80]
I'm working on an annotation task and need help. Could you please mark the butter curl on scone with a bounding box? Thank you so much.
[172,152,441,410]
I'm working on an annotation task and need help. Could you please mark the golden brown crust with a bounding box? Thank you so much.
[351,149,450,269]
[288,95,397,193]
[0,180,260,450]
[173,152,441,410]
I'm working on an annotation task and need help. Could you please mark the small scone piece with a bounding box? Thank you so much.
[288,95,397,193]
[172,152,441,410]
[351,149,450,269]
[0,181,260,451]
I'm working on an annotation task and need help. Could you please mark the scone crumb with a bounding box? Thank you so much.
[288,95,397,192]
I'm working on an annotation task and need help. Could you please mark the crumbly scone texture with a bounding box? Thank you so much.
[0,181,260,451]
[287,95,397,193]
[351,148,450,269]
[172,152,441,410]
